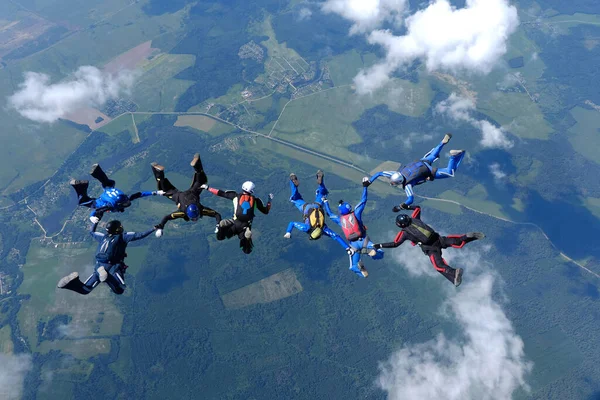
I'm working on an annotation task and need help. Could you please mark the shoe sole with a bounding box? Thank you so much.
[97,267,108,282]
[58,272,79,288]
[151,162,164,171]
[442,133,452,144]
[454,268,463,287]
[190,153,200,168]
[316,170,324,185]
[244,228,252,239]
[466,232,485,240]
[449,150,465,156]
[89,164,99,174]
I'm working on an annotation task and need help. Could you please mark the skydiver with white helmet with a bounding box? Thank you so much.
[201,181,273,254]
[70,163,162,223]
[57,219,157,295]
[370,134,465,211]
[151,153,222,237]
[322,176,384,278]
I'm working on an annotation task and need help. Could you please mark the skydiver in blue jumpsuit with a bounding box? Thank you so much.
[322,177,384,278]
[57,220,157,295]
[284,171,355,258]
[70,164,161,223]
[370,134,465,211]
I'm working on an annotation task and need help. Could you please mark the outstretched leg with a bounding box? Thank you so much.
[70,179,94,206]
[426,249,463,286]
[440,232,485,249]
[57,271,99,295]
[90,164,115,189]
[434,149,465,179]
[189,153,208,192]
[421,134,452,164]
[151,163,178,196]
[314,170,329,204]
[289,173,306,212]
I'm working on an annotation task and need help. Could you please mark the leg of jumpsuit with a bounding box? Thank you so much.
[90,164,115,189]
[104,264,126,295]
[236,221,253,254]
[348,238,364,276]
[153,168,179,197]
[426,247,457,284]
[439,235,474,249]
[289,179,306,212]
[314,177,329,205]
[71,181,94,206]
[61,271,99,295]
[421,140,447,164]
[434,151,465,179]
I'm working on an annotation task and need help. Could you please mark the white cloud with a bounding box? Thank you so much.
[333,0,519,93]
[379,248,532,400]
[401,132,434,149]
[0,353,33,400]
[436,93,513,149]
[489,163,507,181]
[298,7,313,21]
[8,66,136,123]
[322,0,407,34]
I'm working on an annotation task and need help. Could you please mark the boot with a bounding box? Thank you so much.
[97,266,108,282]
[358,261,368,278]
[449,149,465,157]
[190,153,203,171]
[57,272,90,295]
[70,180,92,204]
[465,232,485,242]
[290,173,299,187]
[454,268,463,287]
[442,133,452,144]
[151,162,165,180]
[90,164,115,188]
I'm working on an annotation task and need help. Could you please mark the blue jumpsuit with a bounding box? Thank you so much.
[323,185,384,277]
[78,223,155,295]
[371,139,465,206]
[286,177,350,251]
[78,188,155,218]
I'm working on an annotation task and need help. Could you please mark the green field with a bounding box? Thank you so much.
[567,106,600,164]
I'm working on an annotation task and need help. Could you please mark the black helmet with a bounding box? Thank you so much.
[106,220,123,235]
[395,214,411,228]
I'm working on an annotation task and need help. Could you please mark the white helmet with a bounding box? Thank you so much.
[390,172,404,186]
[242,181,255,194]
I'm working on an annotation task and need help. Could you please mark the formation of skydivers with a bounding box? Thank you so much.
[57,134,484,295]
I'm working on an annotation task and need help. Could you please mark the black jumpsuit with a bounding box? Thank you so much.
[378,206,477,284]
[153,157,221,229]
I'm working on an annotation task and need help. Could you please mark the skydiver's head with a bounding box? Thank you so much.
[395,214,411,229]
[338,201,353,215]
[242,181,255,194]
[389,172,404,187]
[116,194,131,208]
[106,220,124,235]
[186,204,200,221]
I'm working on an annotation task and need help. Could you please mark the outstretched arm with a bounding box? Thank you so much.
[128,191,159,201]
[206,187,237,200]
[123,227,157,243]
[156,211,186,229]
[90,222,105,242]
[376,231,408,249]
[323,226,350,251]
[322,200,341,226]
[286,221,310,234]
[369,171,396,183]
[354,186,369,220]
[256,197,272,215]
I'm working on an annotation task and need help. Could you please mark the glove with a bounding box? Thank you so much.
[268,193,274,201]
[90,216,100,224]
[362,177,371,187]
[346,247,356,256]
[200,184,209,190]
[373,243,383,249]
[155,229,163,238]
[322,197,329,203]
[400,203,410,210]
[154,190,165,196]
[283,232,291,239]
[392,205,402,213]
